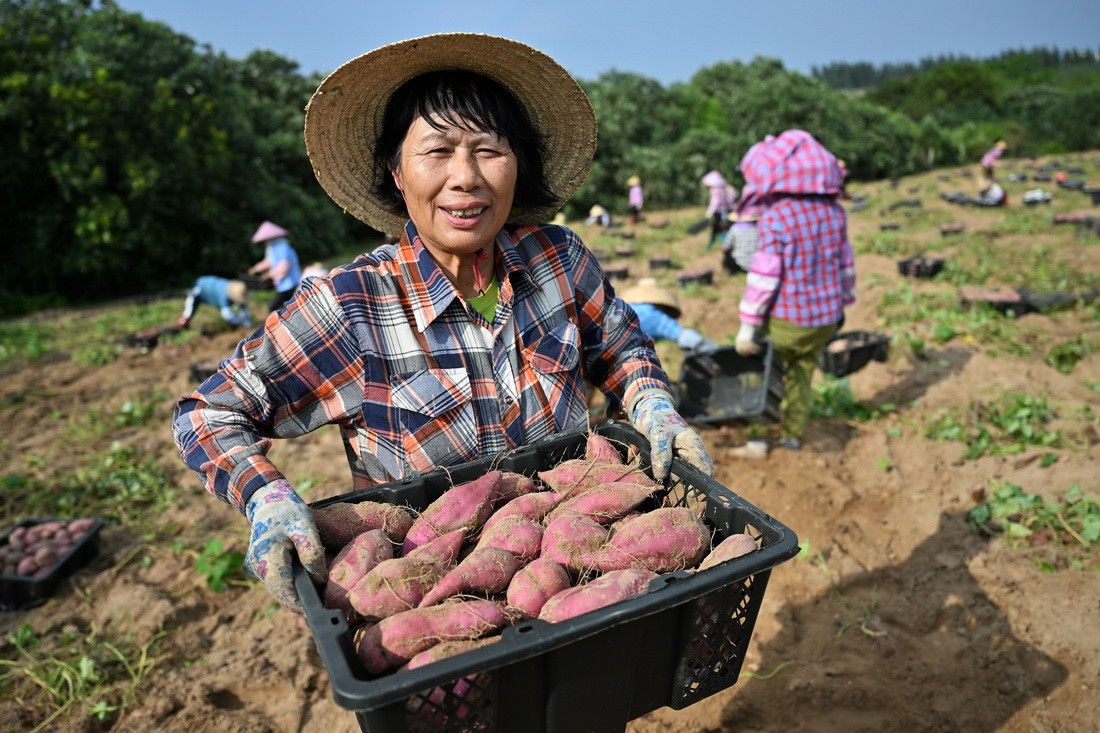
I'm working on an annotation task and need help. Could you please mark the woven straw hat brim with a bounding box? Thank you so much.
[304,33,598,235]
[621,278,681,319]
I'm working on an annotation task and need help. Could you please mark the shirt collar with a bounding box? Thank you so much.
[398,221,541,333]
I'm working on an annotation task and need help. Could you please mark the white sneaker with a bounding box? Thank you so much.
[729,440,768,460]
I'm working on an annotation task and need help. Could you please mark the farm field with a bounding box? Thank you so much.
[1,155,1098,732]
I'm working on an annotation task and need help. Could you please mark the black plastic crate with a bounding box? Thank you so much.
[123,326,180,350]
[297,422,799,733]
[189,358,222,383]
[1,518,104,611]
[819,330,890,378]
[897,256,946,279]
[675,345,784,426]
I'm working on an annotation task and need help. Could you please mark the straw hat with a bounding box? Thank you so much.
[995,140,1007,149]
[551,212,567,226]
[251,221,288,244]
[304,33,598,235]
[225,280,249,305]
[627,175,641,186]
[620,277,681,319]
[589,204,607,217]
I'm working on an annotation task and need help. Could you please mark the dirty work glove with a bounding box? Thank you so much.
[630,390,714,482]
[245,479,327,614]
[677,328,719,355]
[735,322,762,356]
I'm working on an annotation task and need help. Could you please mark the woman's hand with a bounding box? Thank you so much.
[735,323,762,356]
[630,390,714,482]
[245,479,327,613]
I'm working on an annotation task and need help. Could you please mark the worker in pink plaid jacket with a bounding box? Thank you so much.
[732,130,856,458]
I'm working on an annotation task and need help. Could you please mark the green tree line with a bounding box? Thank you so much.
[3,1,1099,317]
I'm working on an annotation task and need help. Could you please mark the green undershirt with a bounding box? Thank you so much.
[466,275,499,324]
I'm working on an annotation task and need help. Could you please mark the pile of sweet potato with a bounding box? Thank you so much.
[313,433,760,678]
[0,519,98,578]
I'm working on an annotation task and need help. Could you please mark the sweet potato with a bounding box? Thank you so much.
[505,558,572,619]
[402,472,502,555]
[355,599,508,674]
[474,515,543,563]
[586,432,623,463]
[541,514,608,572]
[348,555,448,621]
[406,529,466,565]
[544,482,655,525]
[313,501,415,550]
[696,532,758,572]
[399,637,499,671]
[538,568,658,623]
[596,507,711,573]
[324,529,393,616]
[480,491,564,534]
[491,471,539,505]
[537,459,651,498]
[418,547,525,607]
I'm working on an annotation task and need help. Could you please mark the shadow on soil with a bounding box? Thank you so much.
[723,511,1067,732]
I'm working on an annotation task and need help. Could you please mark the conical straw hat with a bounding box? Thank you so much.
[620,277,681,319]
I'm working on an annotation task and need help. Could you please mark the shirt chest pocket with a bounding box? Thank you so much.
[391,367,477,474]
[523,320,586,430]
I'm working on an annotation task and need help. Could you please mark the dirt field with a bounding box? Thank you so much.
[1,158,1098,732]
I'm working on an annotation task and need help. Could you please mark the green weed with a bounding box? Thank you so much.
[1046,336,1092,374]
[968,481,1098,571]
[194,539,246,592]
[924,393,1063,459]
[812,376,897,422]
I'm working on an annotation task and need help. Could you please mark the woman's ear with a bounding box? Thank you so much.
[391,167,403,196]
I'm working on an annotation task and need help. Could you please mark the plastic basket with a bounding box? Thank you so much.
[189,358,222,383]
[819,331,890,378]
[1,518,104,611]
[675,345,784,426]
[297,422,799,733]
[676,269,714,288]
[604,265,630,281]
[123,326,180,350]
[897,256,946,279]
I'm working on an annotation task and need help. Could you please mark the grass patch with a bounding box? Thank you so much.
[879,286,1028,356]
[924,393,1064,459]
[811,376,898,422]
[968,480,1098,571]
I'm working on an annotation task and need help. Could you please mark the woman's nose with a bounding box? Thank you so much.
[448,149,480,188]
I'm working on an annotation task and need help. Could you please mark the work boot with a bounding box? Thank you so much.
[777,438,802,451]
[729,439,768,460]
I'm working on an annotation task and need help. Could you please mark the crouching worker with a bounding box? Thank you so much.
[177,276,251,330]
[171,33,713,614]
[731,130,855,459]
[622,278,719,354]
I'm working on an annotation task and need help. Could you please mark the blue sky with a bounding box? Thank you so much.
[114,0,1099,84]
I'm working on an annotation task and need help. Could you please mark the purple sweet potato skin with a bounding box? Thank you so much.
[323,529,393,615]
[697,532,757,571]
[355,599,508,674]
[313,501,415,550]
[480,492,564,534]
[491,471,539,505]
[544,482,655,525]
[399,637,499,672]
[418,547,524,607]
[402,473,502,555]
[586,433,623,463]
[475,515,544,563]
[347,555,446,621]
[596,507,711,573]
[538,568,658,623]
[407,529,466,565]
[506,558,572,619]
[537,460,650,497]
[541,514,609,572]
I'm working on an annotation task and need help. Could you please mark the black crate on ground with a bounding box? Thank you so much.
[237,273,268,291]
[897,256,946,279]
[613,245,635,257]
[603,265,630,281]
[1,518,104,611]
[189,358,222,383]
[649,256,673,270]
[676,268,714,287]
[879,222,901,231]
[123,326,180,350]
[675,345,784,426]
[819,331,890,377]
[297,422,799,733]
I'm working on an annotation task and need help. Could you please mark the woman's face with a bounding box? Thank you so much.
[392,114,517,262]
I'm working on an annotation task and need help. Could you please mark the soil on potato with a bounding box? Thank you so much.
[1,159,1098,732]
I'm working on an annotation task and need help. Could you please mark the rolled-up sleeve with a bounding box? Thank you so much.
[172,279,363,514]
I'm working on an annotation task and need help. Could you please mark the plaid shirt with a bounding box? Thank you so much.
[980,146,1003,170]
[173,222,668,514]
[739,197,856,328]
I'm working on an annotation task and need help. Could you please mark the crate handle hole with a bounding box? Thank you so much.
[515,624,535,634]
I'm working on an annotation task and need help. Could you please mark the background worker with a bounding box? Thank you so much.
[627,175,644,225]
[248,220,302,313]
[701,170,736,248]
[177,276,251,330]
[585,203,613,230]
[980,139,1007,180]
[732,130,855,459]
[622,278,719,354]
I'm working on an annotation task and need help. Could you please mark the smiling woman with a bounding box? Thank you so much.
[171,33,714,613]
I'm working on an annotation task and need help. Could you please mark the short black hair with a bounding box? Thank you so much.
[373,70,556,221]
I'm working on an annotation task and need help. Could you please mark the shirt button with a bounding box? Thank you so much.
[502,395,515,406]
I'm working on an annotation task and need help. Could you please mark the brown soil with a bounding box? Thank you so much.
[1,158,1098,732]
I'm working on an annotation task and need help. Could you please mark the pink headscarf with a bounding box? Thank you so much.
[251,221,289,244]
[738,130,842,215]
